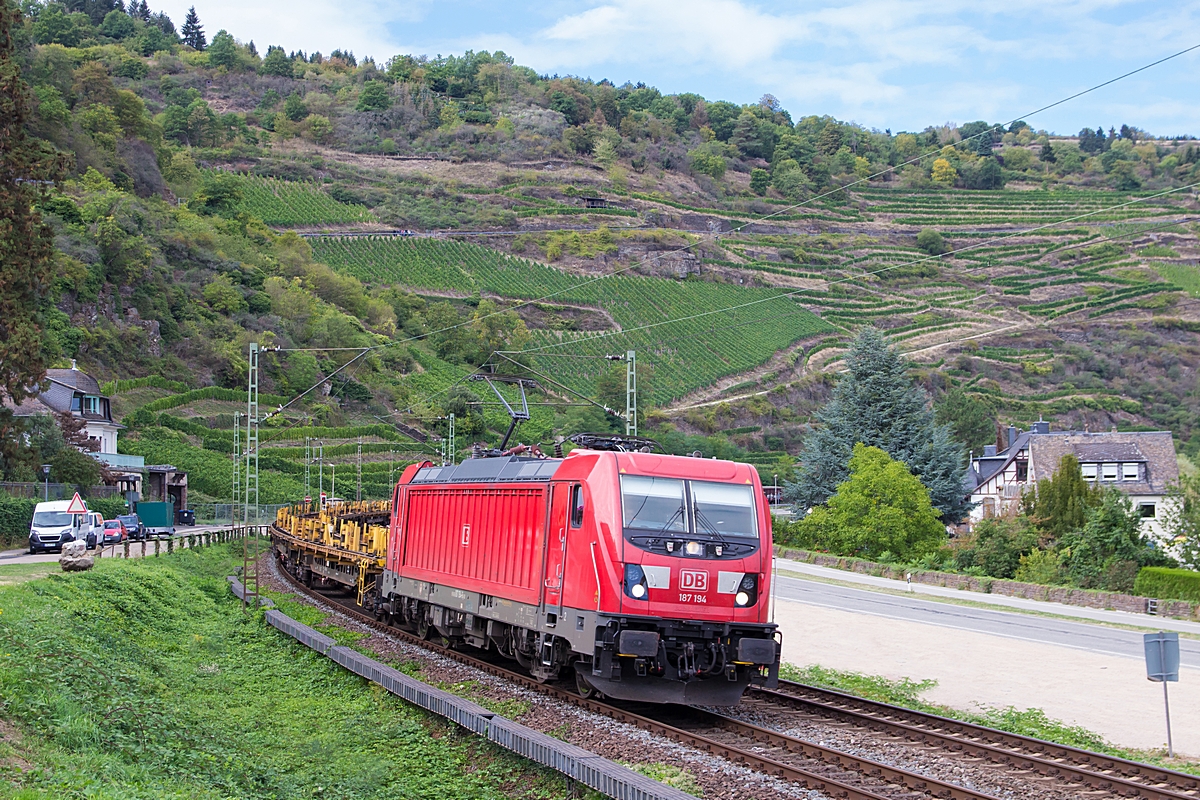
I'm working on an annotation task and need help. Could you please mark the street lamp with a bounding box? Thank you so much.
[42,464,51,501]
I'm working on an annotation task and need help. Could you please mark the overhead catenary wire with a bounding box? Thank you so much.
[249,43,1200,436]
[503,181,1200,356]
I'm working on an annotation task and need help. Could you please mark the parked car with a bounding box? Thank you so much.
[86,511,103,549]
[101,519,127,544]
[118,513,143,541]
[28,500,88,554]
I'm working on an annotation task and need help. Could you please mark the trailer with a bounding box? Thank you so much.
[136,501,176,539]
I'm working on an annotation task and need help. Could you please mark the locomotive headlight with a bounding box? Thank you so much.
[624,564,649,600]
[734,574,758,607]
[684,541,702,556]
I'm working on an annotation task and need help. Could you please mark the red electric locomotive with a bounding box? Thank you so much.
[375,443,780,704]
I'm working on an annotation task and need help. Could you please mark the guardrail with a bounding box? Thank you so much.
[94,526,269,560]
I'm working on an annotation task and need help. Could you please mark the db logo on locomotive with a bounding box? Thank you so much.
[679,569,709,592]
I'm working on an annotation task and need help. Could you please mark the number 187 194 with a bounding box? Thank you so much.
[678,593,707,604]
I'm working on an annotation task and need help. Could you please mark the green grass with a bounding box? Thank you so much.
[0,544,578,799]
[779,662,1199,773]
[0,563,59,585]
[1152,263,1200,297]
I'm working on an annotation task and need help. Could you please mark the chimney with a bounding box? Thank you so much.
[1007,426,1017,448]
[70,359,78,370]
[983,445,997,457]
[1032,420,1049,435]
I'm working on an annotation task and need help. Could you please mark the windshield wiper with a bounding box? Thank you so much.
[657,505,685,533]
[693,508,734,546]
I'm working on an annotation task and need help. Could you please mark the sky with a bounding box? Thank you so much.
[157,0,1200,136]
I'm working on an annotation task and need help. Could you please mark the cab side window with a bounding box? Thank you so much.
[570,484,585,528]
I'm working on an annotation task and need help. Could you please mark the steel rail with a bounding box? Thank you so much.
[269,546,1002,800]
[751,682,1200,800]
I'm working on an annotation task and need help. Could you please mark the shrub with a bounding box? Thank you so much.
[1014,548,1063,585]
[792,444,947,561]
[1133,566,1200,601]
[0,497,36,547]
[953,517,1036,578]
[915,228,947,255]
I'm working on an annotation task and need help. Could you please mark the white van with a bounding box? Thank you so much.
[28,500,96,554]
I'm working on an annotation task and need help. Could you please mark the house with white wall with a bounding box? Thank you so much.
[965,421,1179,541]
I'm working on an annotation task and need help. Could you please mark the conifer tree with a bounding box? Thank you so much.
[135,0,150,21]
[784,327,970,521]
[180,6,205,49]
[0,2,68,405]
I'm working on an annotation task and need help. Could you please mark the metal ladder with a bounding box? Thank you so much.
[242,527,260,610]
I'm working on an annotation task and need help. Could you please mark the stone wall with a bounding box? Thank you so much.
[774,547,1200,621]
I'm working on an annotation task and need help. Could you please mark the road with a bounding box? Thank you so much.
[770,561,1200,752]
[0,525,232,565]
[772,563,1200,669]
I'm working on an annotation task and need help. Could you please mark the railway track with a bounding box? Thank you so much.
[745,682,1200,800]
[272,560,1005,800]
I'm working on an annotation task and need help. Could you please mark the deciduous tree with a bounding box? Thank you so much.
[790,444,947,561]
[356,80,391,112]
[0,3,68,406]
[931,157,956,186]
[935,389,994,451]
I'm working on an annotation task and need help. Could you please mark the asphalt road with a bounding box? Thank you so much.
[0,525,232,565]
[772,570,1200,670]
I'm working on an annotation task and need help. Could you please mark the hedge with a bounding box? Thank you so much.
[138,387,289,415]
[1134,566,1200,602]
[101,376,191,395]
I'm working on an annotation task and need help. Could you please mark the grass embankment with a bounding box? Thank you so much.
[0,547,576,799]
[781,663,1200,775]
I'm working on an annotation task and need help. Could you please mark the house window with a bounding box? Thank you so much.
[1122,463,1140,481]
[82,396,100,415]
[71,396,81,412]
[1140,503,1157,518]
[1015,461,1028,481]
[1102,463,1118,481]
[1081,463,1097,481]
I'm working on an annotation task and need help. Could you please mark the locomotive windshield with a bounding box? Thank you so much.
[691,481,757,538]
[620,476,758,539]
[621,476,687,532]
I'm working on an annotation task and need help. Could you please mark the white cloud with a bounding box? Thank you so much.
[155,0,425,59]
[151,0,1200,133]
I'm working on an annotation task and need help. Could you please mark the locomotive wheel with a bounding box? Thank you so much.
[417,616,431,640]
[575,670,599,700]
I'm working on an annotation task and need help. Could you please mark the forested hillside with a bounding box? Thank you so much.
[2,0,1199,504]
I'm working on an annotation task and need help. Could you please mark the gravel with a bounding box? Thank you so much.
[712,697,1098,800]
[261,553,1101,800]
[260,555,826,800]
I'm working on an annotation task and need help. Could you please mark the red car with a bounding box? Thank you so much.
[101,519,127,544]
